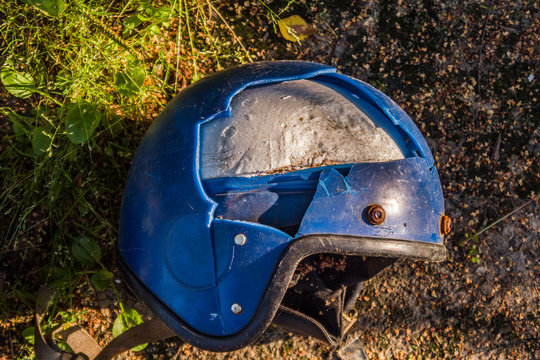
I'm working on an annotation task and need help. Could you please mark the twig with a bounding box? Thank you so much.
[9,330,14,358]
[473,194,539,239]
[476,0,495,96]
[491,132,501,161]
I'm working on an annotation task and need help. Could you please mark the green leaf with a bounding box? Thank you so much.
[78,203,90,217]
[56,339,72,352]
[32,127,52,156]
[47,267,69,289]
[125,14,142,28]
[71,236,101,266]
[91,269,113,290]
[23,323,57,346]
[22,327,35,345]
[152,7,172,23]
[0,68,35,98]
[123,14,143,36]
[1,109,30,141]
[148,23,161,35]
[113,309,147,351]
[115,67,145,97]
[11,120,27,141]
[65,103,101,144]
[58,309,88,323]
[24,0,67,17]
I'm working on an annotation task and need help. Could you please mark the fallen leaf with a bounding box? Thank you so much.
[278,15,315,42]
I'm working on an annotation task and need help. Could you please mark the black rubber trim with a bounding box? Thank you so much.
[117,235,446,352]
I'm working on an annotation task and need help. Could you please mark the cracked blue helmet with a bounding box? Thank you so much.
[118,61,448,351]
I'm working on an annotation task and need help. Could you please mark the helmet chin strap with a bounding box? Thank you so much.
[34,286,175,360]
[272,255,395,346]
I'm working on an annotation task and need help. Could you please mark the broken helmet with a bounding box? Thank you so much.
[118,61,448,352]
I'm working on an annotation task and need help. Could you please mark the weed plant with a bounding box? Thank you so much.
[0,0,256,356]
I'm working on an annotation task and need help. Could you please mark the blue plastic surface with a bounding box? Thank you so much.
[212,220,292,334]
[297,158,443,242]
[119,61,445,337]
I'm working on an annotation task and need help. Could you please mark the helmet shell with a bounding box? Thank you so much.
[118,61,446,351]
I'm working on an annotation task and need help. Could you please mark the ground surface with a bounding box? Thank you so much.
[1,0,538,359]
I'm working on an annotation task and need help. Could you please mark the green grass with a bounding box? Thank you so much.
[0,0,259,357]
[0,0,305,357]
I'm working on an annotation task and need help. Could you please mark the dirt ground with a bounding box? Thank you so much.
[1,0,539,359]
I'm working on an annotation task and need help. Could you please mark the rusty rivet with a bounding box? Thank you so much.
[440,215,452,235]
[365,204,386,225]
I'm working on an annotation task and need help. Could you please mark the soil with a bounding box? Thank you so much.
[1,0,538,359]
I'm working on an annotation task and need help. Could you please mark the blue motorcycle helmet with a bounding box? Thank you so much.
[118,61,450,352]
